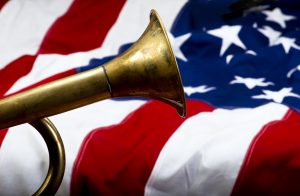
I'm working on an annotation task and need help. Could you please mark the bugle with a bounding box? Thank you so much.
[0,10,186,195]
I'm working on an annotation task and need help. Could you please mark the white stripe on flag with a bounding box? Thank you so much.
[145,103,288,196]
[0,0,72,68]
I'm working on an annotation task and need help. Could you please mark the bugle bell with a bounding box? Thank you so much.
[0,9,186,195]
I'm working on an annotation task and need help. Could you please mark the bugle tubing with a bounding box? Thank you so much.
[0,10,186,195]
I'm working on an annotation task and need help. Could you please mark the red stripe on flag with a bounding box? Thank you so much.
[0,129,7,147]
[71,100,214,196]
[0,0,8,11]
[38,0,126,54]
[231,109,300,196]
[0,55,37,98]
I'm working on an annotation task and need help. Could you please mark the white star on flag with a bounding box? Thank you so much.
[274,36,300,53]
[258,26,281,46]
[287,65,300,78]
[168,32,191,62]
[252,87,300,103]
[230,76,274,89]
[257,25,300,53]
[246,50,257,55]
[226,54,234,64]
[208,25,246,56]
[184,85,216,96]
[262,8,296,28]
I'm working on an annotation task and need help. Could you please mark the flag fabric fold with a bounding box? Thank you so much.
[1,0,300,195]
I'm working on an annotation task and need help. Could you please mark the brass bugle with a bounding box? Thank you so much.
[0,10,186,195]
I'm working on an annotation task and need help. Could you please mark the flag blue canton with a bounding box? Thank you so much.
[77,0,300,111]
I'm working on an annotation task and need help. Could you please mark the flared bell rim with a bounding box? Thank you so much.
[150,9,186,117]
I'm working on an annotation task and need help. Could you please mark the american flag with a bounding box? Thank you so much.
[1,0,300,195]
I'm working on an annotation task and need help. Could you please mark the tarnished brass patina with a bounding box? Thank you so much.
[0,10,186,195]
[30,118,65,196]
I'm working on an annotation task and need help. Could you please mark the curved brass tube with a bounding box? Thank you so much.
[29,118,65,196]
